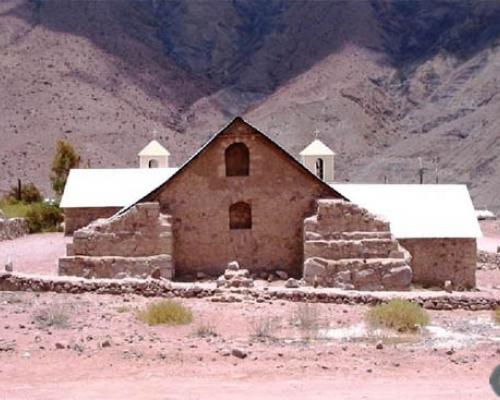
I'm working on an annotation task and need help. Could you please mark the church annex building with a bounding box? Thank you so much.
[59,117,481,291]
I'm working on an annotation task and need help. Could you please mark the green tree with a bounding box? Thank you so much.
[50,140,80,197]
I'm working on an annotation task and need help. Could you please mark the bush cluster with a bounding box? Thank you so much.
[366,299,429,333]
[25,202,64,233]
[137,300,193,326]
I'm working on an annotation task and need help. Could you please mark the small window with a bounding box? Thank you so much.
[315,158,324,180]
[148,159,159,168]
[225,143,249,176]
[229,202,252,229]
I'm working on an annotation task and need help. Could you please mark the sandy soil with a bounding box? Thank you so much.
[0,233,70,275]
[0,292,499,400]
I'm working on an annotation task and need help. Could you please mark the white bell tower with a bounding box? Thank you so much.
[138,140,170,168]
[300,139,335,182]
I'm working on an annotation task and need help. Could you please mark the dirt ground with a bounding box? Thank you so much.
[0,291,499,400]
[0,230,499,399]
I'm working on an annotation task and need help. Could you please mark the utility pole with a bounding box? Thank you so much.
[434,157,440,184]
[418,157,425,184]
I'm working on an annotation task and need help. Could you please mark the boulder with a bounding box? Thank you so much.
[381,265,412,290]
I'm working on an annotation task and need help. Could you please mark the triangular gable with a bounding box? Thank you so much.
[119,117,347,214]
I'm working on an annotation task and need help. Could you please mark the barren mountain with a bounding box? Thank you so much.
[1,0,500,211]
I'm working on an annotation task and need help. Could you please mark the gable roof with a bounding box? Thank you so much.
[138,140,170,156]
[300,139,335,156]
[331,184,482,239]
[60,168,178,208]
[119,117,346,214]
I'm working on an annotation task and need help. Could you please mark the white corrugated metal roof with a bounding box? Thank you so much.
[138,140,170,156]
[331,184,482,239]
[60,168,178,208]
[300,139,335,156]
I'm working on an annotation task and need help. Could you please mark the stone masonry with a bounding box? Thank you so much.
[0,210,28,241]
[59,202,173,279]
[303,200,413,290]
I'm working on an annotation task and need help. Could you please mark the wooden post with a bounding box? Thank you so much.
[418,157,424,184]
[17,179,21,201]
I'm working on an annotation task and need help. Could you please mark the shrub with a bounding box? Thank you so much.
[0,200,31,219]
[6,182,42,203]
[33,304,69,329]
[366,299,429,333]
[493,307,500,324]
[250,316,280,339]
[137,300,193,326]
[193,321,218,338]
[25,202,64,233]
[50,140,80,197]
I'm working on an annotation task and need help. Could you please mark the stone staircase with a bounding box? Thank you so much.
[303,199,412,290]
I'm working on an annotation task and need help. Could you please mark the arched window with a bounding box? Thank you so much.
[225,143,249,176]
[148,159,159,168]
[229,202,252,230]
[315,158,324,180]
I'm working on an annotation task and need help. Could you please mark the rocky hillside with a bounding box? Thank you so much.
[1,0,500,212]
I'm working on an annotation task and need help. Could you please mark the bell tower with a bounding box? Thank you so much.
[138,140,170,168]
[300,139,335,182]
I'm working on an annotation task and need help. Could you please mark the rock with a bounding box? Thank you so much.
[275,270,288,280]
[285,278,300,288]
[22,351,31,359]
[227,261,240,271]
[303,258,326,285]
[375,340,384,350]
[444,280,453,293]
[150,268,161,280]
[446,348,455,356]
[4,258,13,272]
[381,265,412,290]
[196,271,209,280]
[114,272,128,279]
[231,348,247,359]
[101,340,112,348]
[55,341,67,350]
[220,348,231,357]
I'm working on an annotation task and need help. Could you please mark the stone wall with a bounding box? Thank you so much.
[59,202,173,279]
[1,272,498,311]
[477,250,500,269]
[63,207,120,235]
[149,119,340,278]
[303,200,413,290]
[0,211,28,241]
[400,239,476,289]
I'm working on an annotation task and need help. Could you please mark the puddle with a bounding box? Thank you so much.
[316,317,500,349]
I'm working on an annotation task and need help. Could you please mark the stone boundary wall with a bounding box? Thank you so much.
[0,217,28,241]
[59,203,173,279]
[0,272,498,311]
[303,200,413,291]
[64,207,120,235]
[478,250,500,269]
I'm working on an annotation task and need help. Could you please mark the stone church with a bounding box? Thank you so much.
[59,117,481,290]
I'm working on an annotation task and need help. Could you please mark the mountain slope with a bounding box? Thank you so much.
[1,0,500,212]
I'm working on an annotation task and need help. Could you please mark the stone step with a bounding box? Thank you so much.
[305,231,393,241]
[304,238,399,260]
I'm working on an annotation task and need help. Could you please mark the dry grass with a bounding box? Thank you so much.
[366,300,429,333]
[291,303,322,339]
[193,320,218,338]
[493,307,500,324]
[137,300,193,326]
[33,304,70,329]
[250,316,281,339]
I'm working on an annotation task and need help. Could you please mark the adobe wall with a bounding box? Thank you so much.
[151,123,339,278]
[303,200,413,290]
[64,207,120,235]
[59,202,173,279]
[400,238,476,289]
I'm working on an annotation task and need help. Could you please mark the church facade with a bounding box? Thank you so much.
[59,117,481,290]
